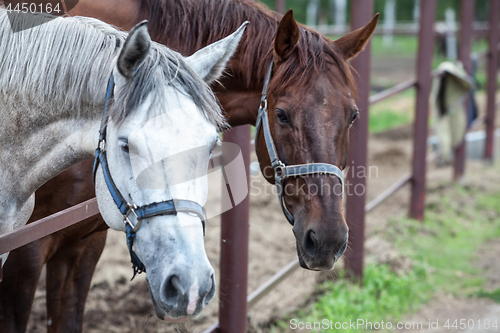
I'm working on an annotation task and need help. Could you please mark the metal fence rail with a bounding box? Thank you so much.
[0,198,99,256]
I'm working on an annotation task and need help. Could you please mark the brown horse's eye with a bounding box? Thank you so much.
[276,109,289,124]
[349,111,359,126]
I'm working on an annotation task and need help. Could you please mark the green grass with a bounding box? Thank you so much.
[370,35,419,57]
[477,288,500,303]
[327,35,489,60]
[368,89,414,133]
[326,35,419,57]
[302,264,430,332]
[269,175,500,332]
[369,109,411,133]
[271,263,433,332]
[366,35,488,60]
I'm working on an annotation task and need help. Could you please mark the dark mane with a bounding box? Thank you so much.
[138,0,356,96]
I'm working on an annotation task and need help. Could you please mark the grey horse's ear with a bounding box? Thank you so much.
[185,21,248,84]
[117,21,151,78]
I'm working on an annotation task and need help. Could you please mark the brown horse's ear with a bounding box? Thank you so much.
[333,13,379,60]
[274,9,300,61]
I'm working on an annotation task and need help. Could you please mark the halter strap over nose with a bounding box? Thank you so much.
[253,62,345,226]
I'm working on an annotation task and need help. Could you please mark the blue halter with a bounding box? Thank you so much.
[93,73,207,279]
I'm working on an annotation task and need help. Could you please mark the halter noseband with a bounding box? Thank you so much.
[93,73,207,279]
[254,62,345,226]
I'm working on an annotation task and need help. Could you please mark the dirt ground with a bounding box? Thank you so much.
[24,57,500,332]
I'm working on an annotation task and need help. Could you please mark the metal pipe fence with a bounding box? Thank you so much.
[343,0,374,280]
[410,0,436,220]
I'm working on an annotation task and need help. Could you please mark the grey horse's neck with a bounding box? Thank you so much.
[0,101,102,206]
[0,9,124,204]
[0,99,101,263]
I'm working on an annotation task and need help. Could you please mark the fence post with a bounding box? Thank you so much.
[275,0,285,14]
[218,125,251,333]
[344,0,373,280]
[409,0,436,220]
[484,0,499,161]
[454,0,475,181]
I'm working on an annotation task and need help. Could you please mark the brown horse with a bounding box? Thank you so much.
[1,0,378,331]
[0,160,107,333]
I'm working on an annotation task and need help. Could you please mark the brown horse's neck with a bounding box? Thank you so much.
[135,0,282,125]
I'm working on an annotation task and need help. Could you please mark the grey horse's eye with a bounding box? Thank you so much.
[120,140,129,153]
[209,137,221,155]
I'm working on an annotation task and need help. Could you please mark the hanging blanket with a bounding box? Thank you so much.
[431,61,473,163]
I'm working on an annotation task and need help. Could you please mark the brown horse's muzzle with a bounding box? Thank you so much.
[295,224,349,271]
[290,176,349,271]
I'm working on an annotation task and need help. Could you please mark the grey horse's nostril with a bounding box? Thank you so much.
[203,274,216,305]
[164,275,182,305]
[304,230,317,258]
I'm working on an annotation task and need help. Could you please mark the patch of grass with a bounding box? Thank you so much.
[369,109,411,133]
[327,35,419,58]
[369,89,414,133]
[370,35,419,57]
[476,288,500,303]
[271,264,432,332]
[311,264,429,332]
[477,192,500,214]
[389,187,500,296]
[367,35,488,60]
[269,179,500,332]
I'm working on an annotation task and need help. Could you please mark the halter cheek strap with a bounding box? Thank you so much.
[93,73,206,279]
[254,62,345,226]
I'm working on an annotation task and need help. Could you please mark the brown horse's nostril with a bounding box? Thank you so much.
[335,235,349,261]
[304,230,317,258]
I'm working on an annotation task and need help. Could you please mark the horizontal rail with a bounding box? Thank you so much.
[247,259,300,309]
[202,259,300,333]
[470,115,486,131]
[0,198,99,255]
[476,42,500,60]
[364,151,439,213]
[369,79,417,105]
[0,146,246,257]
[202,321,219,333]
[364,174,412,213]
[368,68,445,106]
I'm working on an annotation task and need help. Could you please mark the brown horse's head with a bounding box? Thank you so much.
[256,10,378,271]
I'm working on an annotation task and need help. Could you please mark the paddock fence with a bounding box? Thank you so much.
[0,1,499,333]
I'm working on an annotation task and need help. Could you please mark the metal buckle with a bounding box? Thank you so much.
[260,99,267,111]
[99,139,106,152]
[274,161,285,182]
[123,203,142,232]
